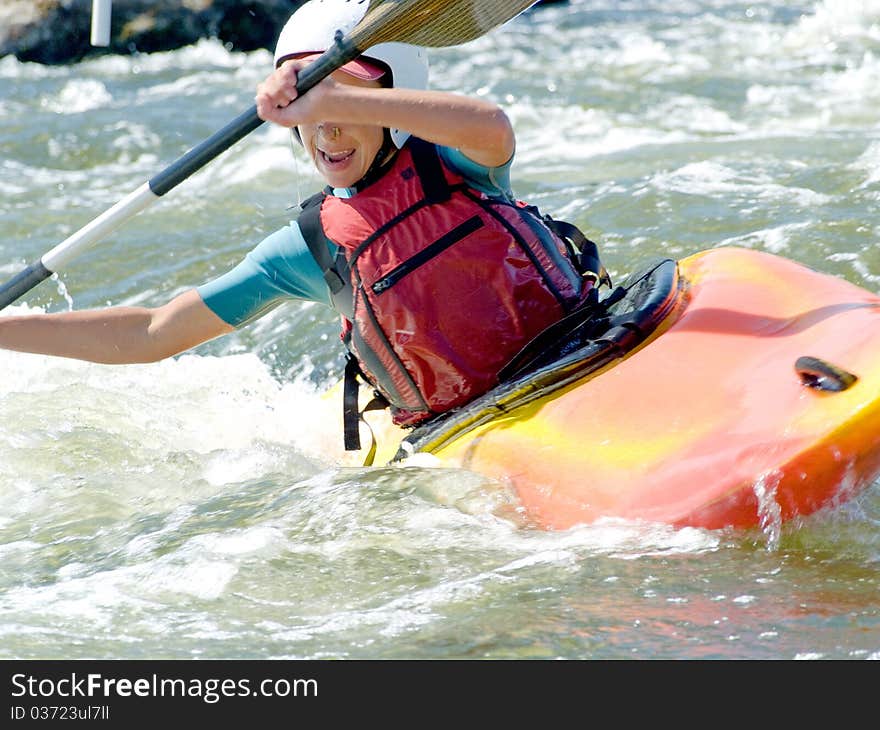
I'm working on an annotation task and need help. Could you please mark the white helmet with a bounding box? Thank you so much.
[274,0,429,148]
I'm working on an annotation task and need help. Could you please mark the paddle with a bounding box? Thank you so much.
[0,0,540,311]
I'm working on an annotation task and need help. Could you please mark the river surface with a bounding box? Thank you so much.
[1,0,880,660]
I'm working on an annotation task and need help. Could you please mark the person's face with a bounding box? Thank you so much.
[298,72,386,189]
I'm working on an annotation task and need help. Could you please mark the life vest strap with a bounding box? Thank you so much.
[299,192,348,295]
[343,354,391,464]
[521,204,612,289]
[409,138,452,203]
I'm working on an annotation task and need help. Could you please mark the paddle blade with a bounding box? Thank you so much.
[353,0,540,49]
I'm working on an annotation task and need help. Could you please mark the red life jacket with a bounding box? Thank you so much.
[298,138,600,435]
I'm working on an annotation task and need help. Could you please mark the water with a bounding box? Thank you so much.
[2,0,880,660]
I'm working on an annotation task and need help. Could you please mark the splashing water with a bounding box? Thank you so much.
[754,470,784,551]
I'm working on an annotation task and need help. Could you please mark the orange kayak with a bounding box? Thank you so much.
[370,247,880,531]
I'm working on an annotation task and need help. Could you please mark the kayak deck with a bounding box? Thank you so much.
[382,247,880,530]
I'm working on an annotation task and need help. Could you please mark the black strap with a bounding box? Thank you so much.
[352,131,399,192]
[343,355,363,451]
[544,215,611,289]
[409,138,452,203]
[343,355,391,462]
[298,192,347,295]
[519,204,611,289]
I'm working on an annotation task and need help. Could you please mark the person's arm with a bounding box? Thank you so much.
[0,289,233,364]
[0,221,328,365]
[255,60,516,168]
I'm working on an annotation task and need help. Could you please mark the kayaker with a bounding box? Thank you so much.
[0,0,604,451]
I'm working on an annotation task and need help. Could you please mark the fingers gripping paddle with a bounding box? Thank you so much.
[0,0,540,311]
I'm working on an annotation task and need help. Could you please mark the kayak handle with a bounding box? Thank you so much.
[795,356,858,392]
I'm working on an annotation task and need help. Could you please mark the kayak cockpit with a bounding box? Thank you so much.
[397,257,685,458]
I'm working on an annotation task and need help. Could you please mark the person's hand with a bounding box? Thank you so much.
[255,59,337,128]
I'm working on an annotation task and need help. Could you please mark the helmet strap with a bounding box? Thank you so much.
[351,129,399,192]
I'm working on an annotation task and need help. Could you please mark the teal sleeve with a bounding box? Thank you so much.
[197,222,333,327]
[438,146,515,200]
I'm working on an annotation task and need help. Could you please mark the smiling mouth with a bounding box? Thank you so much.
[319,148,355,164]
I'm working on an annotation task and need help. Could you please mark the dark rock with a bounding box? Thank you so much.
[0,0,566,65]
[0,0,304,64]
